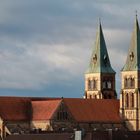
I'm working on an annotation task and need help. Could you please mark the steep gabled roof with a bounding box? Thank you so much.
[122,16,140,71]
[86,21,115,74]
[31,99,62,120]
[63,98,121,123]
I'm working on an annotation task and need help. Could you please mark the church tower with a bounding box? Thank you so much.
[120,15,140,131]
[85,21,116,99]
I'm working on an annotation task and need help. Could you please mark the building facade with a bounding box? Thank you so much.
[120,16,140,131]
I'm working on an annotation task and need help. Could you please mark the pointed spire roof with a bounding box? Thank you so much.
[122,15,140,71]
[86,20,115,74]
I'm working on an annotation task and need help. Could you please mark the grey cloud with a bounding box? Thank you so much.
[0,0,139,97]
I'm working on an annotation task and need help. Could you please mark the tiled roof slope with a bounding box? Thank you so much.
[0,97,31,121]
[31,99,61,120]
[0,96,60,121]
[0,97,121,123]
[63,98,121,123]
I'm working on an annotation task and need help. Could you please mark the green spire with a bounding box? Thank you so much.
[86,21,115,74]
[122,15,140,71]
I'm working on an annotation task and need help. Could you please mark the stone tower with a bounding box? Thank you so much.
[120,16,140,131]
[85,21,116,99]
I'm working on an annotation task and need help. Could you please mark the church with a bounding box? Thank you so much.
[85,15,140,131]
[0,16,140,139]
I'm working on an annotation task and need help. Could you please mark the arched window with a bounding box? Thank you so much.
[125,93,129,108]
[89,94,92,99]
[88,80,91,90]
[128,78,131,88]
[93,80,97,89]
[88,79,97,90]
[130,93,134,107]
[103,81,111,89]
[103,81,106,89]
[94,95,97,99]
[124,77,135,88]
[107,81,112,89]
[124,78,128,88]
[131,78,135,88]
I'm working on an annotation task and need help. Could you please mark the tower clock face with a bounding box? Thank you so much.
[93,54,97,64]
[129,52,134,61]
[103,54,108,65]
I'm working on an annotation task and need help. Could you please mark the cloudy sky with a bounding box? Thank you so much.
[0,0,139,98]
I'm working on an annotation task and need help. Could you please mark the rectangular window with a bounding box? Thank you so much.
[57,111,68,120]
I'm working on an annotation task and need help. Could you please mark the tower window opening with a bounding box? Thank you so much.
[130,93,134,108]
[125,93,129,108]
[88,80,91,90]
[103,81,112,89]
[124,78,128,88]
[93,80,97,89]
[103,81,106,89]
[107,81,111,89]
[131,78,135,88]
[124,77,135,88]
[88,79,97,91]
[128,78,131,88]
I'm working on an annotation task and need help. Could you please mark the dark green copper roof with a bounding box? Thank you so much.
[122,16,140,71]
[86,21,115,74]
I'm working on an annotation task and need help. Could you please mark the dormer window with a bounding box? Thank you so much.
[130,52,134,61]
[93,54,97,64]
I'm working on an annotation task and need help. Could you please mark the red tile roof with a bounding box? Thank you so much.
[63,98,121,123]
[0,97,31,121]
[0,96,60,121]
[0,96,122,123]
[31,99,61,120]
